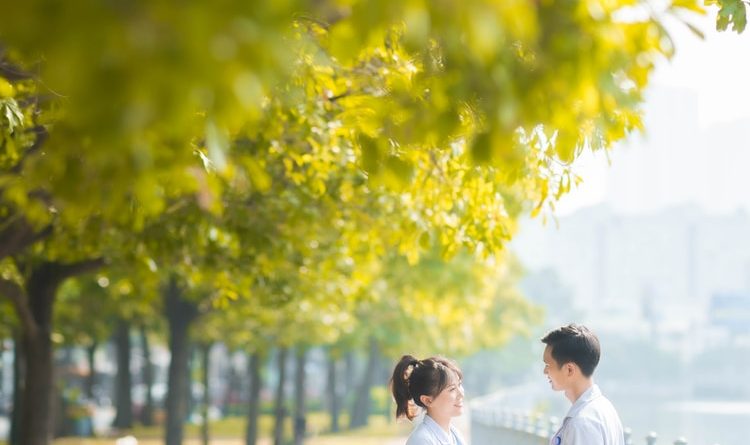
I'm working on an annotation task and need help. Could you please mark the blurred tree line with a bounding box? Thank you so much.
[0,0,743,444]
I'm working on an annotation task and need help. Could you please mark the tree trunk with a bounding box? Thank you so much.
[20,328,52,445]
[349,338,379,429]
[113,319,133,429]
[200,342,212,445]
[9,330,24,445]
[245,351,263,445]
[1,252,102,445]
[164,278,200,445]
[293,348,307,445]
[19,263,65,445]
[326,351,340,433]
[139,325,155,426]
[84,341,97,400]
[272,347,288,445]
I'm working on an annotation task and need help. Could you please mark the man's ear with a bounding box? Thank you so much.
[420,395,432,407]
[564,362,577,376]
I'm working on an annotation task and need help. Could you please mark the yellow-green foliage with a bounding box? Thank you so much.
[0,0,738,359]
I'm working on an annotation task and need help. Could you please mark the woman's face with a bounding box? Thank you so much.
[426,370,464,419]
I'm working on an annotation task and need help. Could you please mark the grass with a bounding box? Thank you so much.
[1,413,412,445]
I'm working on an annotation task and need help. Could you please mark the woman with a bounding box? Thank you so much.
[390,355,466,445]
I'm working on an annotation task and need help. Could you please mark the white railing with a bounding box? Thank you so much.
[471,405,700,445]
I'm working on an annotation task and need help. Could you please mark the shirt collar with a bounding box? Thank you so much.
[565,383,602,419]
[423,415,455,445]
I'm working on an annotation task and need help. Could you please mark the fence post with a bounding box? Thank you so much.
[536,415,548,437]
[525,412,536,434]
[491,409,500,426]
[502,409,512,429]
[467,395,717,445]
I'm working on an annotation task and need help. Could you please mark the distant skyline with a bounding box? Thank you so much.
[556,13,750,216]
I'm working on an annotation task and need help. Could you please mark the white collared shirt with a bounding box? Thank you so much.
[550,384,624,445]
[406,414,466,445]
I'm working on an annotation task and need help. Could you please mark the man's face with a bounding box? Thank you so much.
[543,345,567,391]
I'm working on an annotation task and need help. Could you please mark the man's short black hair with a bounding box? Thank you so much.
[541,324,601,377]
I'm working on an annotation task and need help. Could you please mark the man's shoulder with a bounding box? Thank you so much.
[566,395,624,444]
[578,394,619,417]
[569,395,622,426]
[564,417,624,445]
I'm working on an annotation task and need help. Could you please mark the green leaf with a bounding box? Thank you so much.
[384,155,414,185]
[471,132,493,164]
[734,2,748,31]
[715,0,747,32]
[684,21,706,39]
[1,99,24,133]
[359,134,383,174]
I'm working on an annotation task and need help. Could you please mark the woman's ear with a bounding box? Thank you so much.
[419,394,432,407]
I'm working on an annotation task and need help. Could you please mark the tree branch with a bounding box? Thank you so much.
[11,125,48,174]
[0,59,34,82]
[54,258,107,280]
[0,215,53,260]
[0,278,38,338]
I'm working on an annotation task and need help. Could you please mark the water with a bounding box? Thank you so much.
[476,382,750,445]
[614,396,750,445]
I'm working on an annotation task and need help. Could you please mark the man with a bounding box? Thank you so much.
[542,324,624,445]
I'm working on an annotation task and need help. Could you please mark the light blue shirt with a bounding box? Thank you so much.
[550,384,624,445]
[406,414,466,445]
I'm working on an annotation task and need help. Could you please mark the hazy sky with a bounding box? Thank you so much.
[557,11,750,216]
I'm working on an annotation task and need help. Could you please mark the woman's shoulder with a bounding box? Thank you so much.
[405,421,436,445]
[450,424,467,445]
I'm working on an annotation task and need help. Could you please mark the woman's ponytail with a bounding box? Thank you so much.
[390,355,419,419]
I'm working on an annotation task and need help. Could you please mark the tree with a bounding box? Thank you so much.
[0,2,733,444]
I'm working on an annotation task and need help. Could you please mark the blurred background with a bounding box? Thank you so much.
[2,2,749,445]
[477,16,750,445]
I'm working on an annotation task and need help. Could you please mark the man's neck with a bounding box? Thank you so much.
[565,378,594,404]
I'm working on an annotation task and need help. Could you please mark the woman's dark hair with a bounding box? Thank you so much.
[541,323,601,377]
[390,355,463,420]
